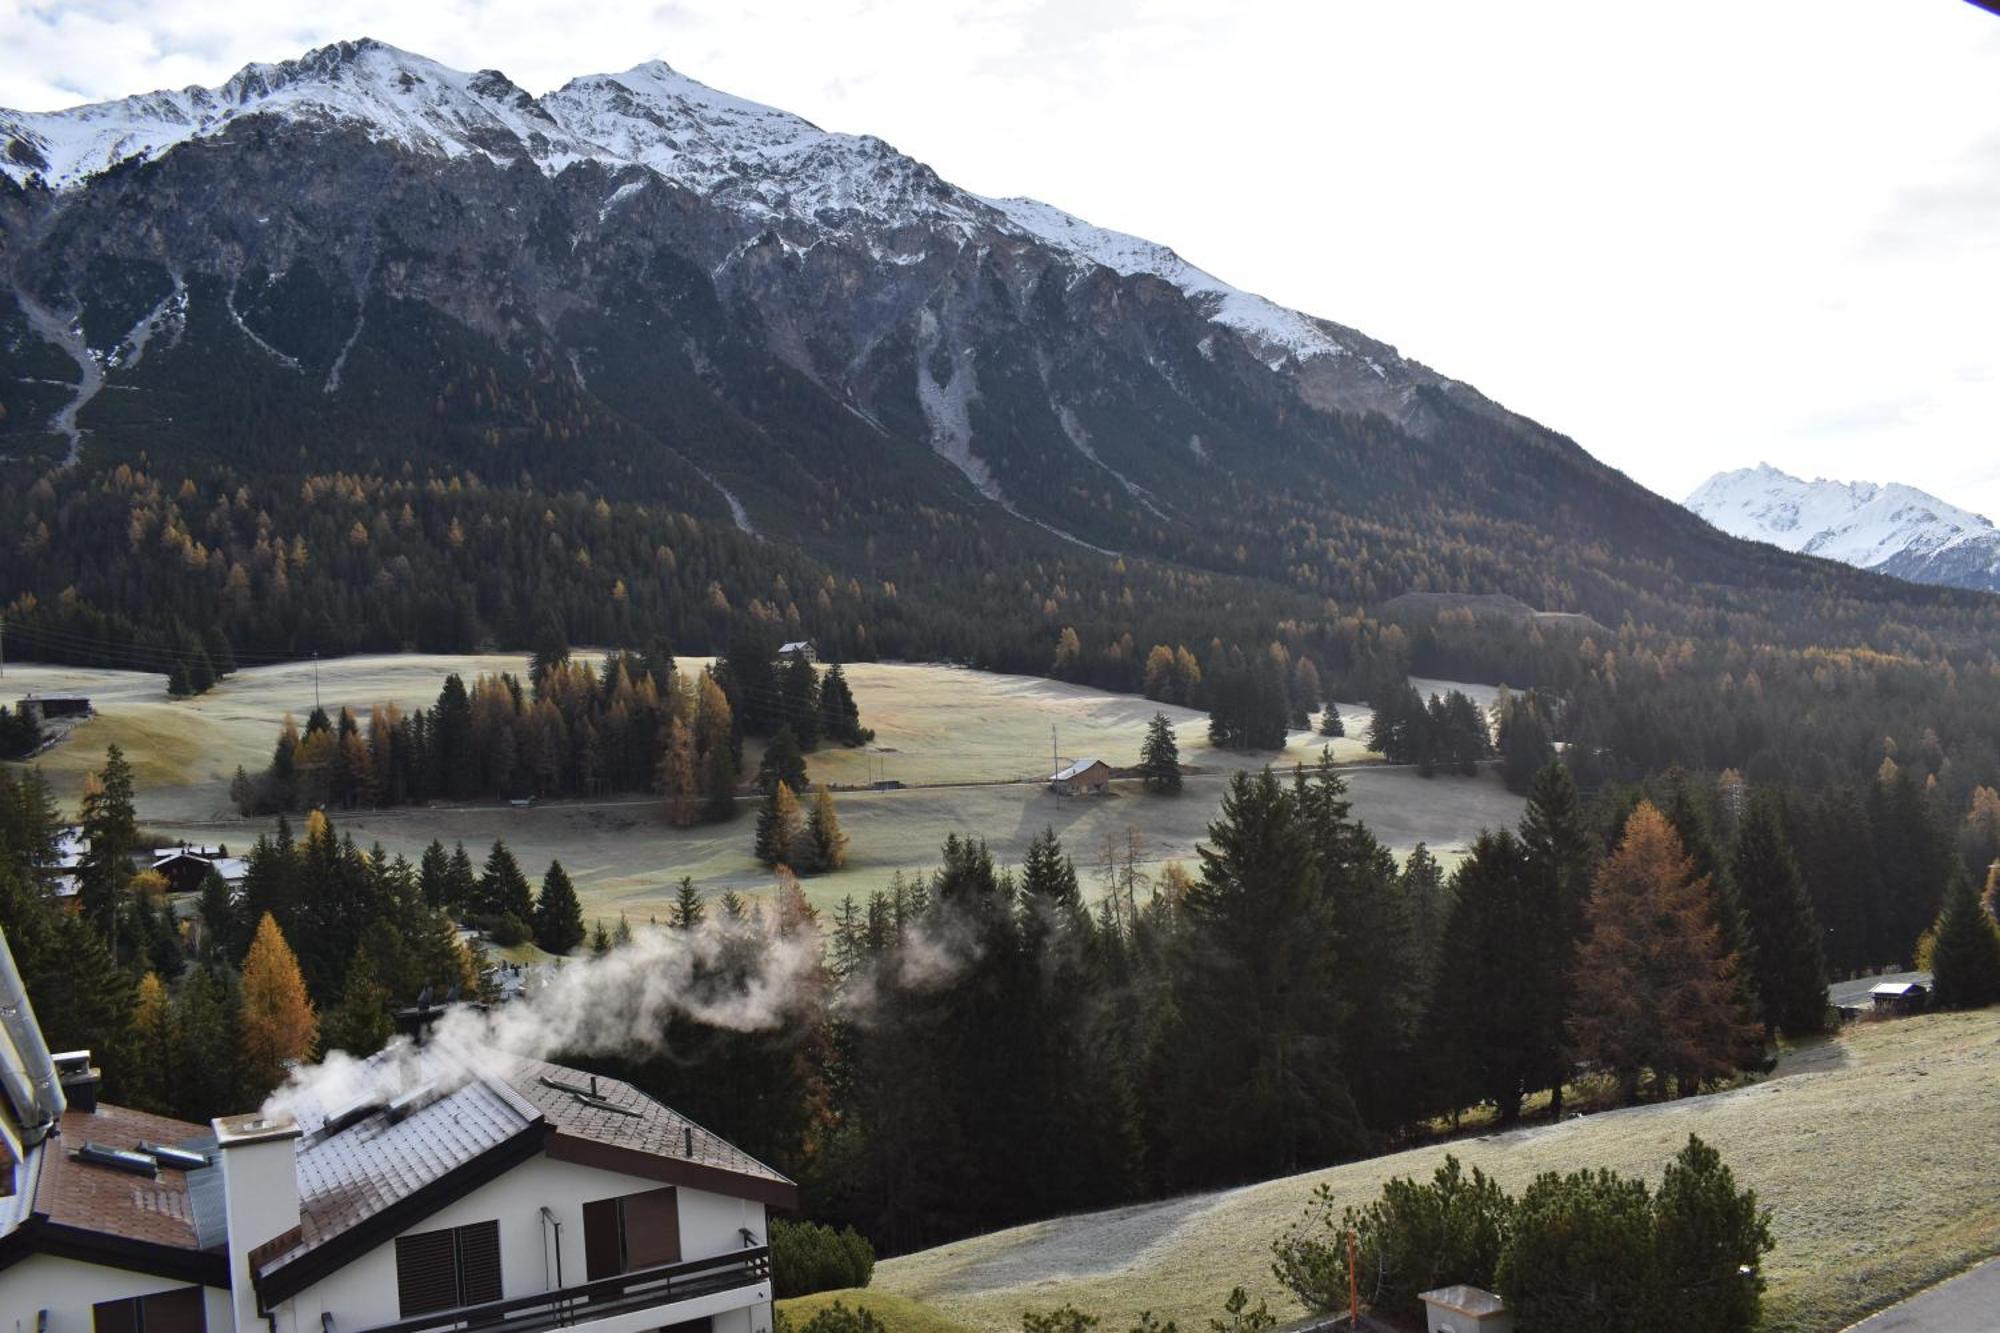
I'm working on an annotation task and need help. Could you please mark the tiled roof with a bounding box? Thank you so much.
[504,1056,791,1191]
[36,1103,210,1250]
[258,1077,534,1272]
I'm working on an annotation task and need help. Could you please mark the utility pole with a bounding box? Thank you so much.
[312,651,321,713]
[1050,724,1060,796]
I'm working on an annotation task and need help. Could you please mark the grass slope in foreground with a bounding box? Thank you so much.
[875,1009,2000,1333]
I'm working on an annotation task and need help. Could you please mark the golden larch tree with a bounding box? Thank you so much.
[1569,802,1758,1104]
[240,912,318,1099]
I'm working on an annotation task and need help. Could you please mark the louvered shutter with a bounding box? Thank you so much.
[455,1219,503,1305]
[622,1187,681,1269]
[396,1229,460,1316]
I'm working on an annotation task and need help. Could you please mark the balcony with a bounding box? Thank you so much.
[356,1245,771,1333]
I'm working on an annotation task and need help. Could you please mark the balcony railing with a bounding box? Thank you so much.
[355,1245,771,1333]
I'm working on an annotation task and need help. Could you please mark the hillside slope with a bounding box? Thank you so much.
[875,1010,2000,1333]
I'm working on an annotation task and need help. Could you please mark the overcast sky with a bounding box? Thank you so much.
[5,1,1998,515]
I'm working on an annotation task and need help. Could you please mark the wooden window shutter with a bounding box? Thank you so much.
[140,1288,207,1333]
[583,1195,625,1280]
[455,1219,503,1305]
[621,1186,681,1269]
[396,1229,460,1316]
[92,1298,141,1333]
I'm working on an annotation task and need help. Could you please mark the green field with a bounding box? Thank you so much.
[6,655,1526,920]
[873,1008,2000,1333]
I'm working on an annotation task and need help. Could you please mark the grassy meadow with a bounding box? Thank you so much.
[4,655,1525,921]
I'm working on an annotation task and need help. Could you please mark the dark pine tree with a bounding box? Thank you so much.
[533,860,587,954]
[1138,713,1182,793]
[756,725,810,796]
[1730,792,1829,1037]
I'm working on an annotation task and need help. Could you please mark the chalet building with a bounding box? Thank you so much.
[0,929,792,1333]
[1869,980,1929,1016]
[775,641,816,665]
[147,847,250,897]
[1048,758,1112,797]
[18,693,93,725]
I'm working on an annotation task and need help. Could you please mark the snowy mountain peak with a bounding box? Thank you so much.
[1685,464,2000,593]
[0,38,1366,368]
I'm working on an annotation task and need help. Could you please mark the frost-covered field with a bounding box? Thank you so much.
[5,656,1521,920]
[876,1009,2000,1333]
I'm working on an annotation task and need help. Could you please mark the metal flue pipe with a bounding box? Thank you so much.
[0,927,65,1143]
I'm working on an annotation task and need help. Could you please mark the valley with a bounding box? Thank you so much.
[5,654,1523,920]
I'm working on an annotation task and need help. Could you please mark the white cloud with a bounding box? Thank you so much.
[4,0,1998,517]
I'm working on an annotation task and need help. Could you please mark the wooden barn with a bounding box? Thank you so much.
[1048,758,1112,796]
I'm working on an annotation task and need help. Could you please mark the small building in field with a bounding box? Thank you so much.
[776,640,817,665]
[1870,980,1929,1016]
[18,692,92,724]
[148,846,250,896]
[1419,1284,1514,1333]
[1048,758,1111,797]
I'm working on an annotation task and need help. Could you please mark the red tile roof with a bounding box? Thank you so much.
[36,1103,209,1250]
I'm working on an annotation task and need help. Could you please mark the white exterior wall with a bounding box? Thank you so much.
[0,1253,231,1333]
[271,1153,771,1333]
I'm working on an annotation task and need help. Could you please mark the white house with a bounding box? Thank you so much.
[0,930,793,1333]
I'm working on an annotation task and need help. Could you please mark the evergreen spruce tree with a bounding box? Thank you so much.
[1928,868,2000,1009]
[195,869,238,962]
[670,877,707,931]
[1423,829,1544,1122]
[168,965,238,1122]
[781,653,823,750]
[818,665,869,746]
[1518,761,1597,1115]
[1138,713,1182,793]
[322,950,393,1057]
[78,745,139,949]
[444,841,478,909]
[1318,706,1345,738]
[756,725,810,796]
[476,841,534,921]
[534,860,587,954]
[418,839,451,907]
[128,972,172,1114]
[1731,792,1829,1037]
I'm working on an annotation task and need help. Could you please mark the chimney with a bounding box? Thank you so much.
[51,1049,101,1114]
[214,1111,302,1333]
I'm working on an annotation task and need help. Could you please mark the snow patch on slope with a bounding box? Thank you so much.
[13,291,103,468]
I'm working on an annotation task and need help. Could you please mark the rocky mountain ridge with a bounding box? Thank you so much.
[1685,464,2000,593]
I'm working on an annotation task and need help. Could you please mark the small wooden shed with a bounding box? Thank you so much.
[1870,980,1929,1016]
[1048,758,1112,796]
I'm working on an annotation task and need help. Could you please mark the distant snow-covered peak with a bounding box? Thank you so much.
[1686,463,2000,574]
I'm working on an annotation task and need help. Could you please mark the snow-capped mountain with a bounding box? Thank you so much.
[1,36,1730,588]
[0,39,1359,373]
[1686,464,2000,593]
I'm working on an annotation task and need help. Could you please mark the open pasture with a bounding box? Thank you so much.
[6,656,1521,921]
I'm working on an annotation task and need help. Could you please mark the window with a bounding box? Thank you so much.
[582,1186,681,1280]
[395,1219,503,1316]
[92,1287,206,1333]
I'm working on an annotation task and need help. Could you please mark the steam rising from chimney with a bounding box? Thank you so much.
[264,917,824,1122]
